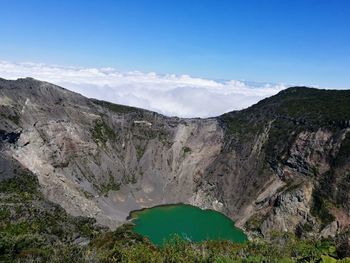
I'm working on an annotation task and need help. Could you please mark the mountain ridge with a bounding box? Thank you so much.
[1,77,350,253]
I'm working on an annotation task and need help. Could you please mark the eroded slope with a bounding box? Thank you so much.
[1,78,350,242]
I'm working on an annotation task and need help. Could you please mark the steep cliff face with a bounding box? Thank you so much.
[217,87,350,238]
[1,78,350,240]
[0,78,224,229]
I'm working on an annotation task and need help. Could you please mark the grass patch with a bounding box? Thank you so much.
[135,145,146,160]
[182,146,192,157]
[99,174,120,197]
[91,120,116,145]
[0,112,20,125]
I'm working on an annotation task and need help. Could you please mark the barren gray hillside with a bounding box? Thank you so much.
[1,77,350,241]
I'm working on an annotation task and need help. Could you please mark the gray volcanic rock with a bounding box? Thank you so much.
[0,78,223,228]
[1,77,350,240]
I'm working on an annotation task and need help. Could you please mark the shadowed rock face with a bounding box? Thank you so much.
[1,77,350,239]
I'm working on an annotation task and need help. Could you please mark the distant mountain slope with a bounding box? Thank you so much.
[1,77,350,244]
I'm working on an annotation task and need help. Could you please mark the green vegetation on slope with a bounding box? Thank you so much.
[92,99,141,114]
[265,87,350,125]
[310,131,350,226]
[91,120,116,145]
[1,171,350,262]
[82,228,348,263]
[0,112,20,125]
[98,173,121,197]
[334,133,350,167]
[2,86,350,261]
[0,169,104,262]
[311,174,336,228]
[135,144,146,160]
[222,86,350,137]
[182,146,192,157]
[221,87,350,169]
[221,87,350,135]
[220,87,350,248]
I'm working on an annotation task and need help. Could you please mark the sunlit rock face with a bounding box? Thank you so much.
[1,77,350,240]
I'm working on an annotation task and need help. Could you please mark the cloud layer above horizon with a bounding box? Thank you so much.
[0,60,287,117]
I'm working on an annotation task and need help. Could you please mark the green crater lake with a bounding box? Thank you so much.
[130,204,247,246]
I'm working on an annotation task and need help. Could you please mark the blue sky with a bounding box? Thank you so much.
[0,1,350,117]
[1,0,349,88]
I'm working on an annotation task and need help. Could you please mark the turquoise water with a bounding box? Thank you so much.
[131,204,247,246]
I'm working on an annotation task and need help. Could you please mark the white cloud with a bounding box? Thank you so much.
[0,60,286,117]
